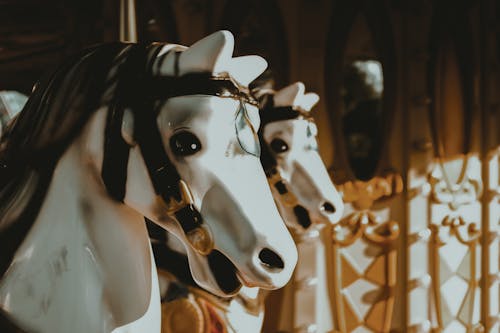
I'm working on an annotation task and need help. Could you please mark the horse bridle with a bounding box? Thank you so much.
[101,44,258,255]
[258,99,314,229]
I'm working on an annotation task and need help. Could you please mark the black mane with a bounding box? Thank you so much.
[0,42,157,277]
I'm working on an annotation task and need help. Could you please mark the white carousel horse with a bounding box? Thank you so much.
[152,82,344,333]
[260,82,344,333]
[0,30,297,333]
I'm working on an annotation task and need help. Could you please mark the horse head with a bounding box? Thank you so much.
[0,31,297,332]
[116,31,297,296]
[259,82,344,230]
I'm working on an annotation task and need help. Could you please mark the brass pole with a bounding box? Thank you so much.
[119,0,137,42]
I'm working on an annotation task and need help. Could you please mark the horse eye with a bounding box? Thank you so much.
[270,138,289,154]
[169,131,202,156]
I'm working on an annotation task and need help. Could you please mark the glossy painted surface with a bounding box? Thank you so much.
[0,31,297,333]
[158,82,344,333]
[262,82,344,230]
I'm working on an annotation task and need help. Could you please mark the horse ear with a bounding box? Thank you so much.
[299,93,320,112]
[121,109,136,146]
[154,31,266,86]
[274,82,305,107]
[177,30,234,75]
[226,56,267,86]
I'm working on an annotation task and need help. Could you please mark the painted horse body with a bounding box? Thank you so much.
[0,31,297,333]
[154,82,344,333]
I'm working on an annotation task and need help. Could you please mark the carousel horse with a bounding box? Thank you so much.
[0,30,297,333]
[150,82,344,333]
[260,82,343,333]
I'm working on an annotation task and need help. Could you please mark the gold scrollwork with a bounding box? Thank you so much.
[331,211,399,333]
[428,161,482,210]
[429,215,481,332]
[332,211,400,247]
[337,173,404,210]
[485,187,500,203]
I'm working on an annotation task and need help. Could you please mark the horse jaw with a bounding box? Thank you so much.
[0,109,160,333]
[263,119,344,229]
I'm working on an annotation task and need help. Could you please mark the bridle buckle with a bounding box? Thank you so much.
[166,179,195,214]
[167,179,214,256]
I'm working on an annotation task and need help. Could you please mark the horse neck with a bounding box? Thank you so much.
[275,226,334,332]
[0,110,158,333]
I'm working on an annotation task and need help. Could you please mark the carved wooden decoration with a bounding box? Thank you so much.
[428,160,483,332]
[325,1,401,331]
[424,4,483,331]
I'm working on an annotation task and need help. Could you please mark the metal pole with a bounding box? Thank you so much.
[119,0,137,42]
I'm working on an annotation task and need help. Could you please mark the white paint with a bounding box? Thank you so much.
[0,109,158,333]
[0,30,298,332]
[263,82,344,229]
[157,82,345,332]
[261,83,344,333]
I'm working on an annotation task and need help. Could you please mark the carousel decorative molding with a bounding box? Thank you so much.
[429,216,482,332]
[337,173,404,210]
[423,4,485,329]
[331,211,399,333]
[324,1,401,331]
[428,160,483,210]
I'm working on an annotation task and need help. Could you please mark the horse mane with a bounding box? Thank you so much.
[0,42,160,277]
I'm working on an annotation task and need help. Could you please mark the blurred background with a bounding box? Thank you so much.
[1,0,499,332]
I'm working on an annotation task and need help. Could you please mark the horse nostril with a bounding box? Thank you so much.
[258,248,284,271]
[321,202,336,214]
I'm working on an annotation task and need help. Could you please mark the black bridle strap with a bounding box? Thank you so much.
[258,101,303,174]
[100,45,184,217]
[101,45,136,202]
[258,100,313,174]
[101,102,130,202]
[132,48,204,234]
[259,106,302,125]
[148,74,258,106]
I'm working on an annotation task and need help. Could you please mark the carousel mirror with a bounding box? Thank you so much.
[341,14,384,181]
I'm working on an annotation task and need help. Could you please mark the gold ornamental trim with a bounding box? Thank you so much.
[162,296,205,333]
[331,211,399,333]
[332,211,400,247]
[429,216,482,332]
[428,160,482,209]
[337,173,403,210]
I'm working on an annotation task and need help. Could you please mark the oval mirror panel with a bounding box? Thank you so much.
[341,14,384,181]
